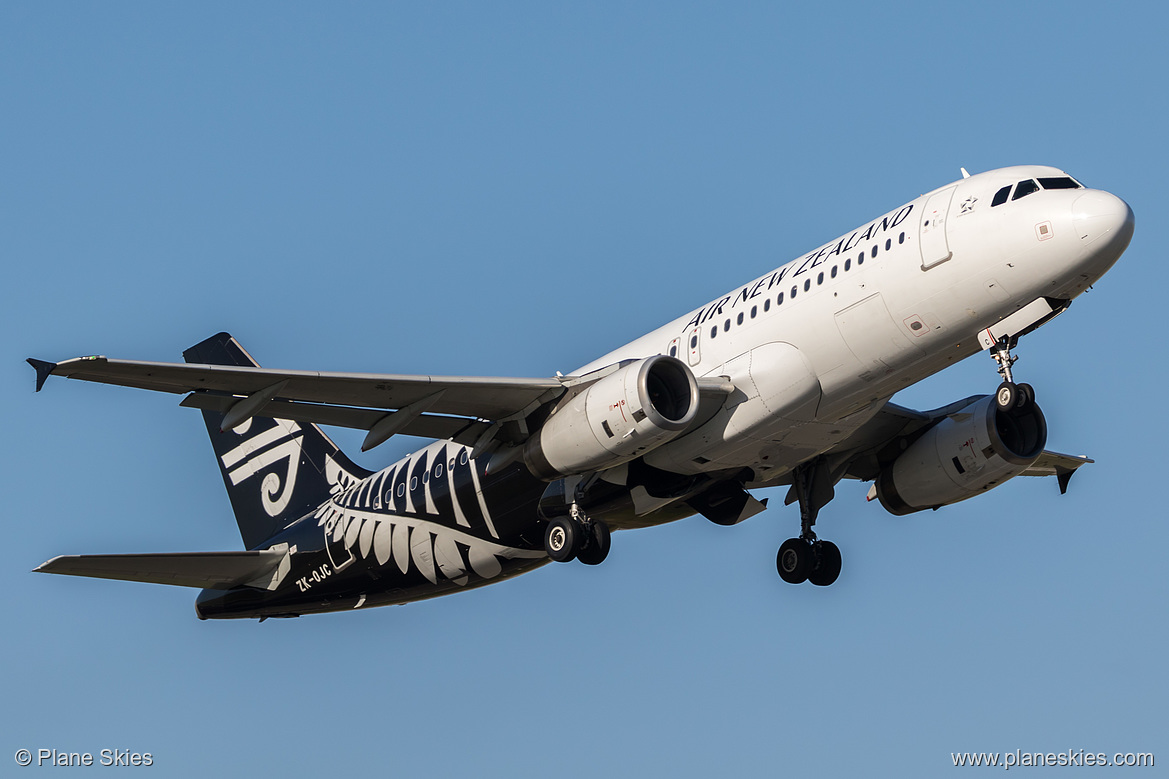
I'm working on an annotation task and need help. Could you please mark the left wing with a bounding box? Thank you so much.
[28,349,567,453]
[29,354,564,420]
[28,332,734,453]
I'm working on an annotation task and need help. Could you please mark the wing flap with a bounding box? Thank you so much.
[35,550,289,590]
[178,392,488,444]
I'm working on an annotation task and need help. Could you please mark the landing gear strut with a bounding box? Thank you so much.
[776,460,842,586]
[544,503,611,566]
[989,336,1036,412]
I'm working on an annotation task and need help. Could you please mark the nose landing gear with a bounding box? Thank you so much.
[989,335,1036,411]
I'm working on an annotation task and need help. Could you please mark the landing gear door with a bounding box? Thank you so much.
[919,186,956,270]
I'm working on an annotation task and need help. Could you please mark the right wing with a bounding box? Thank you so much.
[832,397,1093,493]
[1020,450,1094,493]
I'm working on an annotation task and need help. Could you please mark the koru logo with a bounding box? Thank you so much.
[220,418,304,517]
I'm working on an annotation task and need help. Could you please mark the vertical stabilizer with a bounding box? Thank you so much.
[183,333,373,549]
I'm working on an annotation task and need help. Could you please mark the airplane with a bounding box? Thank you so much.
[28,165,1134,620]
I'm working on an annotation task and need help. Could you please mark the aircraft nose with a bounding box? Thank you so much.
[1072,190,1135,252]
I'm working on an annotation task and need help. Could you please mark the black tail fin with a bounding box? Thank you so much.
[183,333,373,549]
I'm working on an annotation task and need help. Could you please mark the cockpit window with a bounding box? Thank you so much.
[991,185,1011,207]
[1038,176,1082,190]
[1012,179,1040,201]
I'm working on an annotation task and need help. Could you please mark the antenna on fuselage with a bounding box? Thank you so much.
[960,167,971,179]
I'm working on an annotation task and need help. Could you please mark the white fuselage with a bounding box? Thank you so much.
[573,165,1132,482]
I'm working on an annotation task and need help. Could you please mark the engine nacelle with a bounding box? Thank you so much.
[524,356,699,480]
[875,394,1046,515]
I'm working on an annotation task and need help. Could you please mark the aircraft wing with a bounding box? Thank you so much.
[1019,450,1093,493]
[29,355,565,421]
[28,342,735,451]
[833,397,1092,492]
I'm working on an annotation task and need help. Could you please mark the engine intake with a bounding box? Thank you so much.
[875,394,1046,515]
[524,355,699,480]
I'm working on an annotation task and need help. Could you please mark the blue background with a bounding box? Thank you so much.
[3,2,1163,775]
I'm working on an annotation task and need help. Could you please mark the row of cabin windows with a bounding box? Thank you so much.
[700,231,907,341]
[991,176,1083,207]
[374,447,470,499]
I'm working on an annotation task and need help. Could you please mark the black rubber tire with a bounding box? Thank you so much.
[777,538,811,584]
[808,541,842,587]
[577,520,611,566]
[995,382,1018,411]
[544,517,578,563]
[1015,383,1035,410]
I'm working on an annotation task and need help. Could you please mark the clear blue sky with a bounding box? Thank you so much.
[3,2,1164,776]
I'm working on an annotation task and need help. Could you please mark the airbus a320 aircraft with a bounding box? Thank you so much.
[29,165,1133,620]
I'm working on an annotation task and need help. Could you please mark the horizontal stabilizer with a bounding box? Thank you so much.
[35,548,290,590]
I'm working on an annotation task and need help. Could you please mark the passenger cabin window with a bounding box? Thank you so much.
[1012,179,1040,200]
[991,185,1011,207]
[1038,176,1082,190]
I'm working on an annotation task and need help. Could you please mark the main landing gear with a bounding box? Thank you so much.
[776,460,842,586]
[989,336,1036,412]
[544,503,611,566]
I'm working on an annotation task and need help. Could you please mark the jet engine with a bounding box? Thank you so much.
[874,394,1046,515]
[524,355,699,480]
